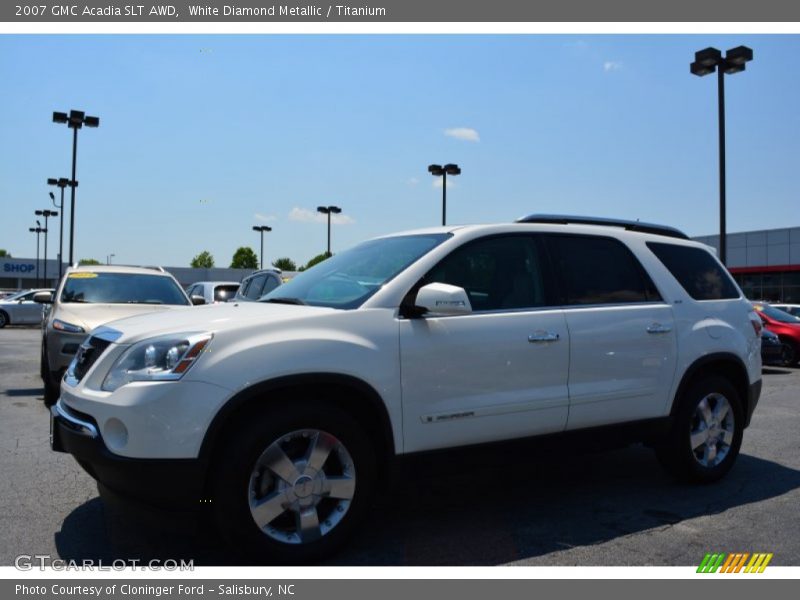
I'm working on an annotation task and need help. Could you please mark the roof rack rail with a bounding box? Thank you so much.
[514,214,689,240]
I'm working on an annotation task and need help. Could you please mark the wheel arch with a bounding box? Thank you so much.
[198,373,396,475]
[670,353,751,424]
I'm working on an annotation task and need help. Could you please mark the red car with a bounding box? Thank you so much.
[753,302,800,367]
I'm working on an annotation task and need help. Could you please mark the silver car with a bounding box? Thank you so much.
[0,288,53,328]
[185,281,240,304]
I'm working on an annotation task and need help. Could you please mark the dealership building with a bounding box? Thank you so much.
[3,225,800,302]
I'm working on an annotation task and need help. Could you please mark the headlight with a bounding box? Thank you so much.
[53,319,85,333]
[101,333,212,392]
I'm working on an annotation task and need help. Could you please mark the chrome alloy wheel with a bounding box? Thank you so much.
[689,393,735,468]
[247,429,356,545]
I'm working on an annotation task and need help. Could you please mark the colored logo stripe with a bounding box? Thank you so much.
[698,552,773,573]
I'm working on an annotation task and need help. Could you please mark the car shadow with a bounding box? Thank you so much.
[54,442,800,566]
[762,368,794,375]
[3,387,44,397]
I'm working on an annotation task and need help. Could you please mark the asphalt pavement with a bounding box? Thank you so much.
[1,326,798,566]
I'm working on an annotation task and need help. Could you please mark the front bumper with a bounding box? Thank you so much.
[51,400,206,508]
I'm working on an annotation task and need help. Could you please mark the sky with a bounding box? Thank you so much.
[1,34,798,268]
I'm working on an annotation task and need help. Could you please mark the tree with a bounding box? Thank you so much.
[230,246,258,269]
[190,251,215,268]
[78,258,101,265]
[304,252,331,270]
[272,257,297,271]
[0,249,10,258]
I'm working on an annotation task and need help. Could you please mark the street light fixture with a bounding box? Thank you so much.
[52,109,99,265]
[48,177,77,280]
[35,209,58,286]
[106,253,115,265]
[252,225,272,270]
[428,163,461,226]
[690,46,753,266]
[28,224,46,288]
[316,206,342,257]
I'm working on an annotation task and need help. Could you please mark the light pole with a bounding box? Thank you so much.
[28,224,45,288]
[316,206,342,257]
[106,254,115,265]
[35,209,58,286]
[690,46,753,266]
[428,163,461,226]
[48,177,76,279]
[252,226,272,270]
[52,110,99,265]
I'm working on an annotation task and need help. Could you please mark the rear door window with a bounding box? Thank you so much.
[545,234,661,305]
[647,242,739,300]
[244,275,267,300]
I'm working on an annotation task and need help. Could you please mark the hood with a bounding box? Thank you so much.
[56,303,189,333]
[91,301,336,343]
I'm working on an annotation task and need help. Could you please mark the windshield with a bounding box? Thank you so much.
[61,272,190,305]
[261,233,451,309]
[755,304,800,324]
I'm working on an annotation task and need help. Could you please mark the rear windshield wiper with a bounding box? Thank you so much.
[262,297,307,305]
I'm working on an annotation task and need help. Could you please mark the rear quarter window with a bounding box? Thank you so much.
[647,242,740,300]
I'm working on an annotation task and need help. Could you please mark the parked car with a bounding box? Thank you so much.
[37,265,195,404]
[51,215,762,563]
[772,303,800,318]
[0,288,54,328]
[760,328,784,366]
[233,269,283,302]
[185,281,241,304]
[751,302,800,367]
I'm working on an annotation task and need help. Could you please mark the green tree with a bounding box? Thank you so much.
[78,258,101,265]
[190,250,215,268]
[272,257,297,271]
[0,249,10,258]
[230,246,258,269]
[304,252,331,270]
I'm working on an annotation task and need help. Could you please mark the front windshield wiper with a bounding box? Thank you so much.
[262,297,307,305]
[126,300,164,305]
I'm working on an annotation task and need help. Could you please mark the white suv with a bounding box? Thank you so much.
[51,215,763,563]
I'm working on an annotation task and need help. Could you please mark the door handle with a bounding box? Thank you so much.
[646,323,672,334]
[528,332,560,343]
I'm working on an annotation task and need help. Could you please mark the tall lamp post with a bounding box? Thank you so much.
[35,209,58,286]
[252,225,272,270]
[48,177,76,279]
[28,224,45,288]
[316,206,342,257]
[428,163,461,226]
[52,109,99,265]
[690,46,753,266]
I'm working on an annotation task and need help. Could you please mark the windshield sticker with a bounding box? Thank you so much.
[68,273,98,279]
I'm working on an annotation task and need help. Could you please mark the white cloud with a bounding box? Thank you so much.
[444,127,480,142]
[254,213,277,222]
[433,177,457,189]
[408,177,420,186]
[288,207,354,225]
[603,61,623,72]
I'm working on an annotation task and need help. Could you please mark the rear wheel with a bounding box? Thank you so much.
[210,401,376,564]
[779,340,798,367]
[656,376,743,483]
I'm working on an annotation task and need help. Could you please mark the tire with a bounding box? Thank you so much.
[0,310,8,328]
[41,342,60,406]
[210,401,376,564]
[779,340,798,367]
[656,375,743,484]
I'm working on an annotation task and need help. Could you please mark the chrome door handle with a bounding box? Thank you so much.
[646,323,672,334]
[528,332,560,343]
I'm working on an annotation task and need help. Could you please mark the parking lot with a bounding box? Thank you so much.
[1,325,799,567]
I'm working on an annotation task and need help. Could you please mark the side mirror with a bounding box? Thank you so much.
[415,283,472,316]
[190,294,206,306]
[33,292,53,304]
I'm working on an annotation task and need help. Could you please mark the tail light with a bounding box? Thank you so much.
[749,311,763,337]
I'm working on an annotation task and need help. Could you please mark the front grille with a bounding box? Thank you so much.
[71,336,112,382]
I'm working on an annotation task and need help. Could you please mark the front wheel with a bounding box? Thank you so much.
[0,310,8,328]
[780,340,798,367]
[656,376,744,484]
[210,402,376,564]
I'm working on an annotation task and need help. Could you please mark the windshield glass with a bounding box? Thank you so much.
[261,233,451,309]
[755,304,800,324]
[61,272,190,305]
